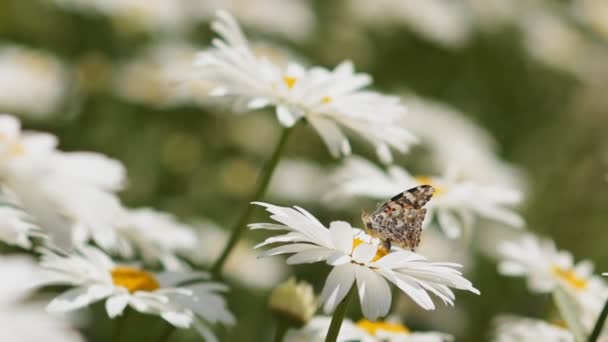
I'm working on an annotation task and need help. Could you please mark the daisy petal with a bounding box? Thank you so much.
[320,264,355,314]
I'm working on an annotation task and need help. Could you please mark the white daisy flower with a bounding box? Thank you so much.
[498,234,608,331]
[0,46,67,118]
[345,0,473,48]
[498,234,597,294]
[35,246,235,340]
[492,316,574,342]
[285,317,371,342]
[195,11,416,162]
[0,255,84,342]
[251,202,479,320]
[286,316,452,342]
[403,95,526,189]
[328,157,524,239]
[0,114,125,250]
[114,207,198,270]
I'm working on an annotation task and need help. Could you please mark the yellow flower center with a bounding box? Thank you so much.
[321,96,332,104]
[356,319,410,335]
[111,266,160,293]
[283,76,297,89]
[352,238,388,262]
[552,266,588,290]
[414,175,446,196]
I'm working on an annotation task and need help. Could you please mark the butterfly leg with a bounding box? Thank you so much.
[382,239,392,251]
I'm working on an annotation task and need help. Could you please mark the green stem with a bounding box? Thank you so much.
[274,319,289,342]
[211,125,295,278]
[112,309,131,342]
[588,298,608,342]
[324,286,356,342]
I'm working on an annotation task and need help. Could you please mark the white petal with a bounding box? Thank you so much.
[162,311,193,328]
[307,116,351,158]
[193,321,219,342]
[326,251,351,266]
[247,97,271,109]
[352,243,377,263]
[258,243,318,258]
[320,264,355,314]
[286,247,332,265]
[355,266,391,320]
[378,270,435,310]
[47,285,113,312]
[277,106,297,127]
[329,221,353,254]
[437,210,462,239]
[105,294,129,318]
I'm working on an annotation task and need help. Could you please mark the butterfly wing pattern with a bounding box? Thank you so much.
[362,185,435,251]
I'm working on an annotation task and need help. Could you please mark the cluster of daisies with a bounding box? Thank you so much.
[1,8,607,342]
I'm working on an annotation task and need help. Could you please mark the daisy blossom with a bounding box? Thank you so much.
[328,157,524,238]
[286,316,452,342]
[251,202,479,320]
[35,246,234,340]
[115,207,198,270]
[498,234,608,330]
[195,11,416,162]
[0,114,125,249]
[492,316,574,342]
[0,255,84,342]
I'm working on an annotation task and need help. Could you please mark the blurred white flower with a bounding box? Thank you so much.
[195,11,416,162]
[47,0,314,39]
[0,205,41,249]
[403,95,526,189]
[184,0,315,41]
[498,234,596,293]
[46,0,188,32]
[0,46,67,118]
[0,255,84,342]
[189,220,288,289]
[114,42,213,108]
[35,245,234,340]
[0,114,125,250]
[286,316,452,342]
[115,207,198,270]
[574,0,608,40]
[355,318,453,342]
[268,159,331,204]
[328,157,524,239]
[492,316,574,342]
[345,0,473,48]
[251,202,479,319]
[285,317,372,342]
[520,11,591,78]
[498,234,608,330]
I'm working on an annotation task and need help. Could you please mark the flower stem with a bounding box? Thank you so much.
[274,319,289,342]
[211,125,295,278]
[112,308,132,342]
[324,286,356,342]
[588,298,608,342]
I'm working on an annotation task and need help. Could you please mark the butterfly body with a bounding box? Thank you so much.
[362,185,434,251]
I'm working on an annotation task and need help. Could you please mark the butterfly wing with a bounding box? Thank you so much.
[366,185,434,251]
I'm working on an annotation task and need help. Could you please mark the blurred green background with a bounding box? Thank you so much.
[1,0,608,340]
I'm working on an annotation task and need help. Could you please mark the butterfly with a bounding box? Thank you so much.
[361,185,435,252]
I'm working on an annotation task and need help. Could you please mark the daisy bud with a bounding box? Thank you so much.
[269,277,317,327]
